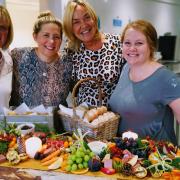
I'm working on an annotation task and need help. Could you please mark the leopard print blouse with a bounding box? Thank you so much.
[10,47,72,107]
[72,33,126,107]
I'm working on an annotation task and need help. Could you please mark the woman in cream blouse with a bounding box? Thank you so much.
[0,5,13,110]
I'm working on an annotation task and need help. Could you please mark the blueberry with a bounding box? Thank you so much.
[126,142,131,149]
[131,149,137,155]
[128,138,134,143]
[131,141,138,148]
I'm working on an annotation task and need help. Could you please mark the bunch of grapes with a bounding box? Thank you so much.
[131,147,150,158]
[114,137,138,150]
[66,146,95,171]
[114,137,150,158]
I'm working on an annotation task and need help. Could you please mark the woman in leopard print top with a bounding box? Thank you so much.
[10,11,72,107]
[63,0,125,106]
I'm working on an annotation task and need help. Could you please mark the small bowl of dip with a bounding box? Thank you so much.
[17,123,35,135]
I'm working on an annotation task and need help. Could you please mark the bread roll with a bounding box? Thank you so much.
[97,106,107,115]
[84,108,99,122]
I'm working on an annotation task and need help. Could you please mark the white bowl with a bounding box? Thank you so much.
[88,141,107,155]
[17,123,35,135]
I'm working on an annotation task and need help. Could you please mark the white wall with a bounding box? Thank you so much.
[6,0,39,49]
[87,0,180,60]
[6,0,66,49]
[88,0,180,35]
[39,0,62,19]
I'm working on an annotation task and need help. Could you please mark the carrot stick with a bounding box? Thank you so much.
[41,149,61,163]
[41,157,58,166]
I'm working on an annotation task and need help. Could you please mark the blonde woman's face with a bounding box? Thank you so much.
[0,19,9,48]
[72,5,96,44]
[33,23,62,61]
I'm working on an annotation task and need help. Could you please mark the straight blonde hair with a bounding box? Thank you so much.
[63,0,100,51]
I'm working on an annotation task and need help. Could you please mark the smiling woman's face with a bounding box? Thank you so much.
[72,5,96,44]
[122,28,151,66]
[33,23,62,62]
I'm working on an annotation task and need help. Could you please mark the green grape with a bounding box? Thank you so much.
[66,165,72,172]
[68,159,74,165]
[78,146,84,152]
[70,146,76,154]
[76,150,81,158]
[83,161,88,168]
[80,151,85,158]
[86,149,91,154]
[84,155,90,162]
[71,164,78,171]
[71,154,76,161]
[78,163,83,169]
[89,151,95,158]
[76,157,83,164]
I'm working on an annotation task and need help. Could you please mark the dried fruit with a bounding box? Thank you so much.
[134,166,147,178]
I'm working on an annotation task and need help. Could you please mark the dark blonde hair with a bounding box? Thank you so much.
[121,19,158,58]
[33,11,63,39]
[63,0,100,51]
[0,5,13,49]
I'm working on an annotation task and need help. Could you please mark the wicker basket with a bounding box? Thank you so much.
[58,77,120,140]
